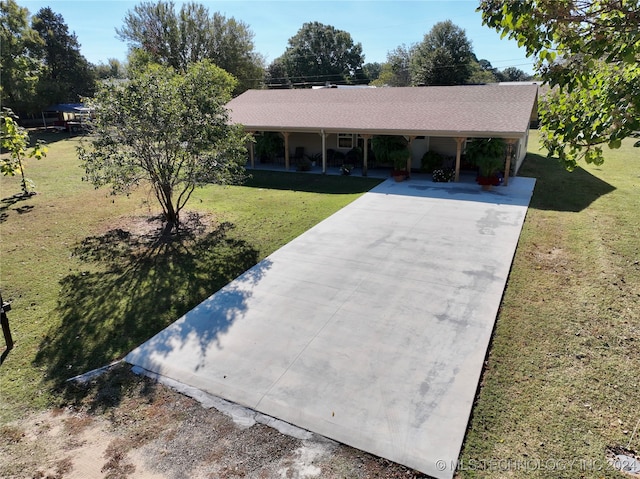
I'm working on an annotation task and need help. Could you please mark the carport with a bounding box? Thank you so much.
[43,103,91,132]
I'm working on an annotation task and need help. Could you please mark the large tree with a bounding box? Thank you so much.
[93,58,127,80]
[468,57,499,84]
[32,7,95,106]
[264,57,291,89]
[276,21,365,86]
[116,1,263,94]
[479,0,640,168]
[78,61,249,233]
[383,44,414,87]
[362,62,382,84]
[500,66,533,82]
[410,20,473,86]
[0,0,44,115]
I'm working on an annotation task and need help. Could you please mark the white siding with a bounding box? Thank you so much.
[428,137,458,158]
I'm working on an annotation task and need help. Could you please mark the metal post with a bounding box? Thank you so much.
[1,294,14,352]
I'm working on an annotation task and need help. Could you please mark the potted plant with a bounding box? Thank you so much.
[475,156,504,189]
[372,135,410,181]
[390,149,410,181]
[465,138,505,190]
[254,131,283,163]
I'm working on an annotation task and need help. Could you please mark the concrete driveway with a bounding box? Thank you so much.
[126,176,535,479]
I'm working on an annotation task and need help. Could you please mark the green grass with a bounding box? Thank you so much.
[459,131,639,478]
[1,130,638,478]
[0,132,381,420]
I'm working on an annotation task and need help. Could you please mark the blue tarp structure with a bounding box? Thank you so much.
[42,103,92,131]
[44,103,90,113]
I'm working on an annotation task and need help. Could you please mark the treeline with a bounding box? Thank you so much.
[1,0,532,117]
[266,19,532,88]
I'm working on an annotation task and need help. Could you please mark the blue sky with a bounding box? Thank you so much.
[19,0,535,74]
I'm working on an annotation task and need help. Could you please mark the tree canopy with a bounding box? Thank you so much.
[362,62,383,83]
[78,61,249,233]
[410,20,474,86]
[1,1,94,115]
[271,21,365,87]
[377,45,413,87]
[468,58,533,84]
[479,0,640,168]
[93,58,127,80]
[32,7,95,106]
[117,1,264,94]
[0,0,44,114]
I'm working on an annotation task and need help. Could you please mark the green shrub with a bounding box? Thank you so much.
[420,150,444,173]
[255,132,283,162]
[372,135,409,170]
[465,138,506,177]
[346,147,363,164]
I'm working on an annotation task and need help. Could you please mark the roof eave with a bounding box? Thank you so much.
[237,124,528,139]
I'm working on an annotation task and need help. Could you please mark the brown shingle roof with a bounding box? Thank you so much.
[227,84,538,138]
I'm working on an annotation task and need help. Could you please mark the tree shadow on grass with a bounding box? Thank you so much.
[0,193,35,223]
[34,214,270,406]
[30,128,87,146]
[520,153,615,212]
[243,169,383,194]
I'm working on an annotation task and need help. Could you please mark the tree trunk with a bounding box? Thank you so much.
[160,184,179,235]
[18,156,30,196]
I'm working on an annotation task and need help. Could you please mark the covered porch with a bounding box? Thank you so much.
[244,152,487,186]
[244,131,522,186]
[226,84,538,188]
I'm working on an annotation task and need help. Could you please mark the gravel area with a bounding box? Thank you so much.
[0,364,428,479]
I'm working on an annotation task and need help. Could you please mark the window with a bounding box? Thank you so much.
[337,133,354,149]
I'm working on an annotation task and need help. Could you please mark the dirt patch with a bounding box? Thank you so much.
[102,212,214,240]
[531,246,570,274]
[1,365,427,478]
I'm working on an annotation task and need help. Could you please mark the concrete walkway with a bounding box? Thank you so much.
[126,176,535,479]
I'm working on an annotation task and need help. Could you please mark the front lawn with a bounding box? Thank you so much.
[0,132,381,421]
[1,129,637,478]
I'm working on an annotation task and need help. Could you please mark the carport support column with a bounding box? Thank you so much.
[248,131,255,168]
[454,137,466,182]
[281,132,291,170]
[321,130,327,174]
[361,134,371,176]
[407,136,416,178]
[504,139,516,186]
